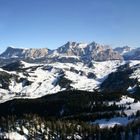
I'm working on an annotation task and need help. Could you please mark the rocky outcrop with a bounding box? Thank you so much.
[0,41,123,61]
[51,41,123,61]
[114,46,132,55]
[0,46,51,59]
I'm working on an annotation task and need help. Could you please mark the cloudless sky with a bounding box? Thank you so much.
[0,0,140,53]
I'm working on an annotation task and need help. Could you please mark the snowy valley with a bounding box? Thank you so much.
[0,43,140,139]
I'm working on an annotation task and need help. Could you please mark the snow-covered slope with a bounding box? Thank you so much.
[0,60,140,103]
[114,46,132,55]
[93,117,133,128]
[114,46,140,60]
[123,48,140,60]
[0,60,124,103]
[92,95,140,128]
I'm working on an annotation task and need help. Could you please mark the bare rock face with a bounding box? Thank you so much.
[0,41,123,61]
[84,42,122,61]
[24,48,50,58]
[53,41,88,56]
[0,46,51,59]
[53,41,123,61]
[96,48,123,61]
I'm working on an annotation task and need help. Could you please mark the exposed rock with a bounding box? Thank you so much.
[0,46,51,59]
[0,41,123,62]
[114,46,132,55]
[87,72,96,79]
[2,61,24,71]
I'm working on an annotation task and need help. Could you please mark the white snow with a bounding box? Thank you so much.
[92,117,133,128]
[127,86,137,93]
[125,101,140,116]
[0,60,140,104]
[22,126,29,135]
[21,61,41,68]
[92,60,124,81]
[116,96,134,105]
[128,60,140,82]
[74,134,82,140]
[109,96,140,116]
[5,132,27,140]
[130,69,140,82]
[91,96,140,128]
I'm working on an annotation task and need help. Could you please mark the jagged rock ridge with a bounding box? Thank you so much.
[0,41,123,61]
[0,46,51,59]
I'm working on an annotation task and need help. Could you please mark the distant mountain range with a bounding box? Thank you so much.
[1,41,140,138]
[0,41,140,62]
[0,46,51,59]
[0,41,140,103]
[0,41,122,61]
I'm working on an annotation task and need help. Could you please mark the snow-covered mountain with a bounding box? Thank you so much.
[0,60,140,103]
[1,44,140,138]
[114,46,132,55]
[0,41,123,61]
[0,46,51,59]
[123,47,140,60]
[114,46,140,60]
[2,41,140,62]
[50,41,122,61]
[1,42,140,140]
[1,41,140,103]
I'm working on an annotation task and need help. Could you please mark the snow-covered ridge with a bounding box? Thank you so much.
[3,41,140,61]
[92,95,140,128]
[0,41,122,61]
[0,60,122,103]
[0,60,140,103]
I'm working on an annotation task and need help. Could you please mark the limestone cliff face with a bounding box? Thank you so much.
[24,48,50,58]
[0,41,123,61]
[0,47,51,59]
[52,41,122,61]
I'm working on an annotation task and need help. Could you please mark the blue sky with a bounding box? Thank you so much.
[0,0,140,53]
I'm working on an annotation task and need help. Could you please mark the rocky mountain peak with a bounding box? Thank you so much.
[114,46,132,55]
[62,41,87,49]
[0,47,51,59]
[0,41,123,61]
